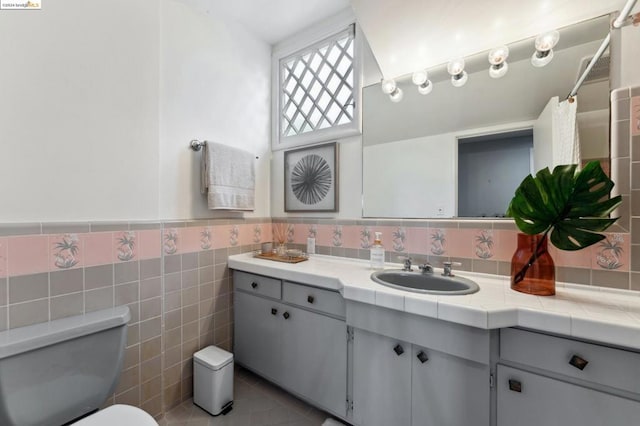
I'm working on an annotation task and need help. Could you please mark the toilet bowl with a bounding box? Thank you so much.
[0,306,158,426]
[73,404,158,425]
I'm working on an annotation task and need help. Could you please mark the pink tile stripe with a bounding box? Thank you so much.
[0,237,7,278]
[83,232,114,267]
[7,235,49,276]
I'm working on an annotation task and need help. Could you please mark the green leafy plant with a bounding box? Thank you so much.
[506,161,622,284]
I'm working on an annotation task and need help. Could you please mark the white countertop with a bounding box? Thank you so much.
[229,253,640,350]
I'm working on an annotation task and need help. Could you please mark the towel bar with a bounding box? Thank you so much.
[190,139,258,159]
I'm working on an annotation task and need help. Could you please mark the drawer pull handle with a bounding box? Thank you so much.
[393,344,405,356]
[569,354,589,371]
[283,312,290,320]
[271,308,278,316]
[251,282,258,289]
[508,379,522,393]
[307,295,315,304]
[416,351,429,364]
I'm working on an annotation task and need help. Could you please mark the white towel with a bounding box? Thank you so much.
[201,141,255,211]
[554,97,581,166]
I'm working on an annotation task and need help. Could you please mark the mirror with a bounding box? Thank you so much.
[362,15,611,218]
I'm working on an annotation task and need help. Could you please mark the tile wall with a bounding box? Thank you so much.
[273,219,632,289]
[0,218,270,419]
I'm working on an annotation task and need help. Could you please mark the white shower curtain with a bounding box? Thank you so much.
[554,97,581,166]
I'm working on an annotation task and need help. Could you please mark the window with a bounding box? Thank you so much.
[275,24,360,149]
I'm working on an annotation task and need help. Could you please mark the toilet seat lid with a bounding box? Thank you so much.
[73,405,158,426]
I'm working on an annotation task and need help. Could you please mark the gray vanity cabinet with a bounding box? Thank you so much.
[497,365,640,426]
[233,291,282,380]
[353,328,412,426]
[233,271,348,419]
[280,305,347,416]
[352,327,490,426]
[411,345,490,426]
[497,328,640,426]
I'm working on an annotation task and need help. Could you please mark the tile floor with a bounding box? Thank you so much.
[158,366,344,426]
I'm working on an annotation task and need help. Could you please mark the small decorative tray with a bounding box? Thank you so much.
[254,251,308,264]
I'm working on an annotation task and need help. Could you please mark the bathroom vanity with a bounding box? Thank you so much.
[230,253,640,426]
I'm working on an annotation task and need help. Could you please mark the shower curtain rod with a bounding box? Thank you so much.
[568,0,638,99]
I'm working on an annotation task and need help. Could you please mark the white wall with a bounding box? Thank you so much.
[159,1,272,219]
[0,0,160,222]
[619,4,640,88]
[0,0,271,222]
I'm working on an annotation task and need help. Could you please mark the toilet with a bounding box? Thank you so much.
[0,306,158,426]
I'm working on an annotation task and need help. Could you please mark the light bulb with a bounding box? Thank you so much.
[488,46,509,65]
[412,70,428,86]
[447,58,465,76]
[381,79,397,94]
[418,80,433,95]
[451,71,468,87]
[535,30,560,52]
[489,62,509,78]
[531,49,554,67]
[389,88,403,102]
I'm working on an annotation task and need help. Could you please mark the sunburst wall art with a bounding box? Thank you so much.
[284,142,338,212]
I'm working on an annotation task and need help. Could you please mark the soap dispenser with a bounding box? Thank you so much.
[370,232,385,270]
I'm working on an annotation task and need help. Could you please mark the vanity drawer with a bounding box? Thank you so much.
[282,281,345,318]
[234,271,281,299]
[500,328,640,394]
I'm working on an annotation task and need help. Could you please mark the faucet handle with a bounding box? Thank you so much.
[399,255,413,271]
[442,261,462,277]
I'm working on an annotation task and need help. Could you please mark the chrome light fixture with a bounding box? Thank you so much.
[381,78,404,102]
[488,46,509,78]
[412,70,433,95]
[531,30,560,67]
[447,58,468,87]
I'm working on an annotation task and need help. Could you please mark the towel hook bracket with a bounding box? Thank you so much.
[190,139,205,152]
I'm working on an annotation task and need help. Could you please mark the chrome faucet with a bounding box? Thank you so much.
[418,263,433,274]
[442,261,462,277]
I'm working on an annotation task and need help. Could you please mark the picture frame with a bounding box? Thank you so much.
[284,142,339,212]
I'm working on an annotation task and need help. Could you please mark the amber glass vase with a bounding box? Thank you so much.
[510,233,555,296]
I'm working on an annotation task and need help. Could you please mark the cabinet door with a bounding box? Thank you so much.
[412,346,490,426]
[353,328,411,426]
[281,306,347,417]
[498,365,640,426]
[233,291,281,380]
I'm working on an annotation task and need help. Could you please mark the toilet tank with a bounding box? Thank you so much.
[0,306,130,426]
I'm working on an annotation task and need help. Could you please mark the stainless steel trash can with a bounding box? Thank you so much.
[193,346,234,415]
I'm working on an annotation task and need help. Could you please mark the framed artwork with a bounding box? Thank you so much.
[284,142,338,212]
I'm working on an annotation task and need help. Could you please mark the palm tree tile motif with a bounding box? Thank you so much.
[475,230,494,259]
[253,225,262,244]
[53,234,80,269]
[596,234,624,270]
[308,225,317,239]
[116,231,136,262]
[164,229,178,255]
[286,224,295,244]
[229,225,239,247]
[360,227,372,249]
[392,227,406,252]
[200,228,212,250]
[430,229,446,256]
[332,225,343,247]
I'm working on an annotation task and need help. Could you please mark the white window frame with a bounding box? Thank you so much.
[271,10,362,151]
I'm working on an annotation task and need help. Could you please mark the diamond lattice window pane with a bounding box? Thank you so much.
[280,25,355,137]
